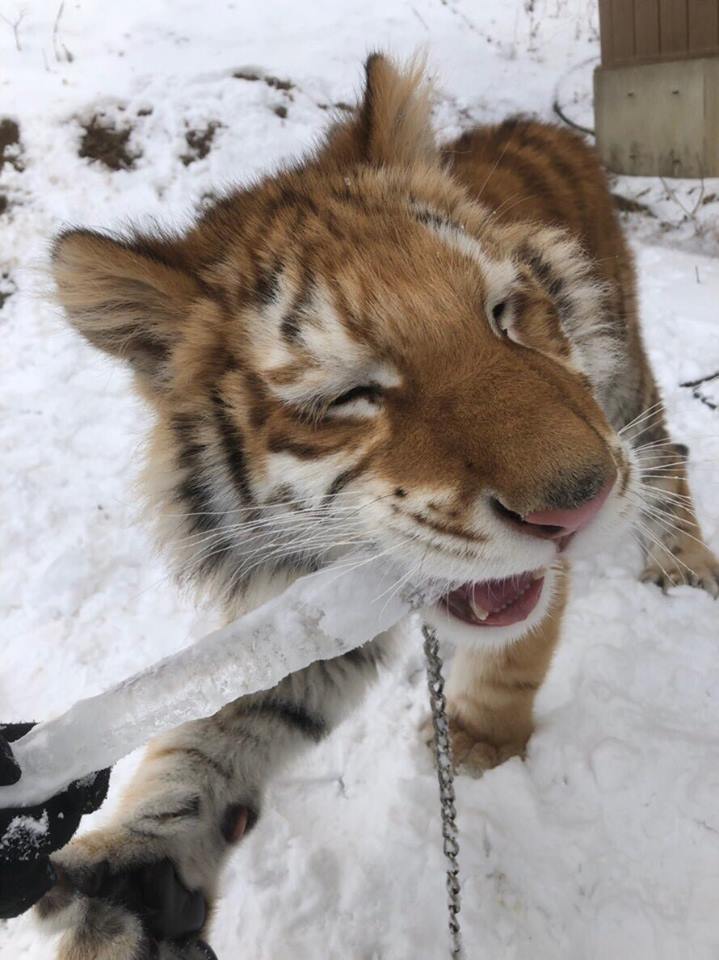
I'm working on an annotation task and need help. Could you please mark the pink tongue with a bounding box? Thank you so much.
[443,572,544,628]
[469,571,536,612]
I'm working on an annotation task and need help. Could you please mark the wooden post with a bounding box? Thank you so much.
[594,0,719,176]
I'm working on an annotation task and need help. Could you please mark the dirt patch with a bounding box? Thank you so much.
[233,70,295,120]
[0,119,22,173]
[0,272,16,311]
[265,75,294,92]
[233,69,295,92]
[233,69,261,82]
[318,101,354,113]
[79,115,140,170]
[181,122,221,166]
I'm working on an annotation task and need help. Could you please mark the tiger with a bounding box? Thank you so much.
[37,54,718,959]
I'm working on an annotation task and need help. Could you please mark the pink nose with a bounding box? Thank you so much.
[523,478,614,539]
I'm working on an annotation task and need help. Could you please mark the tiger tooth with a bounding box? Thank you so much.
[469,596,489,621]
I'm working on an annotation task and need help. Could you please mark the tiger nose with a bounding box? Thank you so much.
[492,477,615,541]
[524,478,614,537]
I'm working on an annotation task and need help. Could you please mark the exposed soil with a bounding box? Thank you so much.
[78,115,140,170]
[0,119,22,173]
[181,122,221,166]
[233,69,295,92]
[233,70,295,119]
[318,101,354,112]
[0,272,16,311]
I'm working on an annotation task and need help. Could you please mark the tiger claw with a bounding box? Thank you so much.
[641,548,719,599]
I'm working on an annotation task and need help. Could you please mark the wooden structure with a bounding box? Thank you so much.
[599,0,719,67]
[594,0,719,176]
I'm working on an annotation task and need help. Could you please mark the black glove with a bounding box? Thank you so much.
[0,725,218,958]
[0,722,110,920]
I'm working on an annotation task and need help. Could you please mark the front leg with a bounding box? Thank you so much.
[437,573,567,776]
[612,355,718,595]
[36,637,392,960]
[634,438,719,597]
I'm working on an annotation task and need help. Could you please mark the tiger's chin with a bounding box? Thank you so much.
[424,564,561,651]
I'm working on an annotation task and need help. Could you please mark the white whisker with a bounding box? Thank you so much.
[619,400,665,436]
[632,516,699,583]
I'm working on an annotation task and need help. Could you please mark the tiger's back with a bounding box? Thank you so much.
[446,118,625,275]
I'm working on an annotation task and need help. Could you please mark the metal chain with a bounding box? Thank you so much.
[422,623,464,960]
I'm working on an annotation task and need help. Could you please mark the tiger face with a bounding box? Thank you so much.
[52,55,640,649]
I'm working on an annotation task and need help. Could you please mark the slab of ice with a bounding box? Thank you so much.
[0,558,422,807]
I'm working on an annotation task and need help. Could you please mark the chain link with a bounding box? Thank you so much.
[422,623,464,960]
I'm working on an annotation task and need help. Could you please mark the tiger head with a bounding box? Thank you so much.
[52,55,639,648]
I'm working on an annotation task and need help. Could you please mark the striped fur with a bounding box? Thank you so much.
[41,55,717,958]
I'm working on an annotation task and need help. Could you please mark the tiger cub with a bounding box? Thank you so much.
[39,55,718,958]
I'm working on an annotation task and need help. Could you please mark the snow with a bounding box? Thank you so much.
[1,1,718,958]
[2,813,49,862]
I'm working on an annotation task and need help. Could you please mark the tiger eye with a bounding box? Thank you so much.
[492,300,509,334]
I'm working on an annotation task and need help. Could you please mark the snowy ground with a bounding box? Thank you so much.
[1,1,718,958]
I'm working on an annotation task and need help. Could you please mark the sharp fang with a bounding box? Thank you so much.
[532,569,544,580]
[469,597,489,621]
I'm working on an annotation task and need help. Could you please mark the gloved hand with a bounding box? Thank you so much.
[0,724,219,958]
[0,722,110,920]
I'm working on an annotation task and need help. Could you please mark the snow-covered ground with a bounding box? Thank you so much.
[1,1,718,957]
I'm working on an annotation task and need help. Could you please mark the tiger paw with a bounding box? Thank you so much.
[422,715,527,778]
[641,535,719,598]
[34,811,242,960]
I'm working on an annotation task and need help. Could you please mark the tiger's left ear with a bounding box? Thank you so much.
[52,229,201,380]
[319,53,438,169]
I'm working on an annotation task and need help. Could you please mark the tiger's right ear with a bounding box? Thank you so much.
[52,229,201,377]
[318,53,438,170]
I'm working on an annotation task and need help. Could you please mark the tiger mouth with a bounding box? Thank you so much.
[441,570,545,627]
